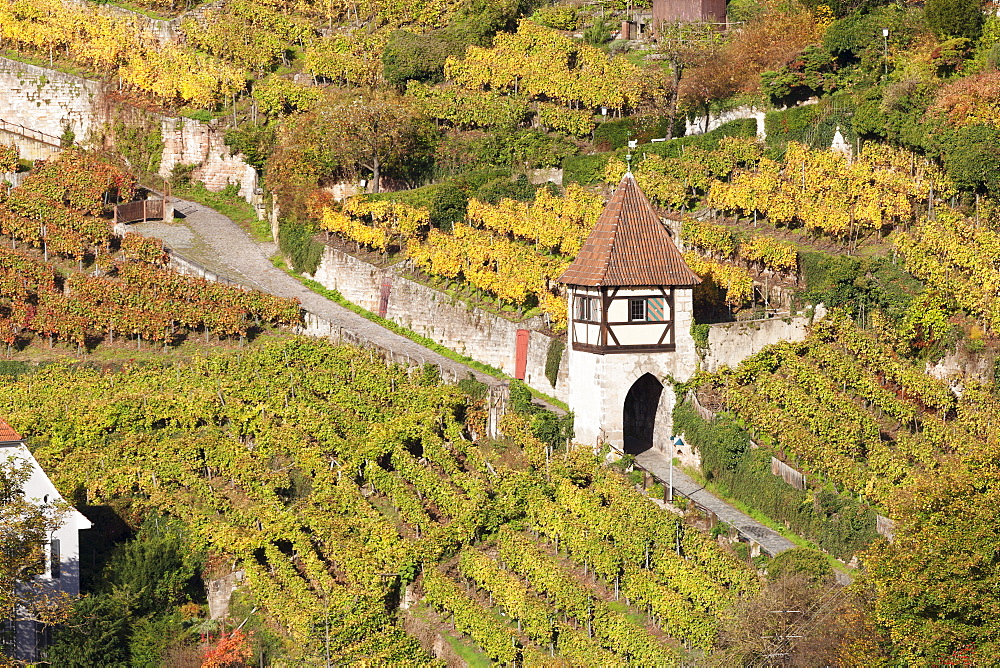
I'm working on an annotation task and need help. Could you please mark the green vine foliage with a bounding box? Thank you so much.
[0,337,761,663]
[674,400,879,560]
[545,337,565,388]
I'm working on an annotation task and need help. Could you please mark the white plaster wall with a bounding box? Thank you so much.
[700,316,811,372]
[309,245,570,402]
[3,442,91,661]
[568,287,698,451]
[567,348,603,443]
[685,105,767,138]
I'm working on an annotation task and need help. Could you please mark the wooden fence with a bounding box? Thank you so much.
[114,199,165,224]
[770,457,807,491]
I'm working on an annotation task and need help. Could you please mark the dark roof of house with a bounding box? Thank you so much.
[559,173,701,287]
[0,418,22,443]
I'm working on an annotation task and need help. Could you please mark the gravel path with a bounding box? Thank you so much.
[636,449,798,558]
[129,198,516,393]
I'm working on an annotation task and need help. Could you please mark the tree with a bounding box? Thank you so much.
[653,21,725,138]
[328,91,437,193]
[939,124,1000,194]
[864,453,1000,662]
[767,547,835,585]
[381,30,463,89]
[926,0,984,40]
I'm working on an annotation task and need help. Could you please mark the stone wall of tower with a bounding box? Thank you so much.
[568,287,698,452]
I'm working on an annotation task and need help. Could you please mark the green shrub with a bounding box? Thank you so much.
[674,400,879,559]
[584,16,613,45]
[593,115,678,150]
[366,181,469,230]
[645,118,758,158]
[510,380,534,413]
[939,124,1000,194]
[563,153,611,185]
[0,360,30,378]
[799,252,921,322]
[60,125,76,148]
[926,0,983,39]
[382,30,463,89]
[767,547,835,584]
[473,174,538,204]
[764,97,857,154]
[224,125,276,172]
[459,373,489,400]
[691,323,710,349]
[278,217,324,274]
[545,338,565,387]
[169,163,198,188]
[112,120,164,176]
[530,4,578,30]
[184,109,213,122]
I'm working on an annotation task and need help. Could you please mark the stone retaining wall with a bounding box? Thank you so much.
[309,244,570,403]
[701,315,812,373]
[0,56,261,211]
[0,56,104,142]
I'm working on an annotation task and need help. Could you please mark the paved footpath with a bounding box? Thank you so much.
[130,198,560,406]
[635,449,798,557]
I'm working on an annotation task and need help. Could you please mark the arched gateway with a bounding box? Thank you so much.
[623,373,663,455]
[558,172,701,454]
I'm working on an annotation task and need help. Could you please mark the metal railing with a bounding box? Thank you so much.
[0,118,62,147]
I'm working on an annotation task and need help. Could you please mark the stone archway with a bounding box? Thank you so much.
[622,373,663,456]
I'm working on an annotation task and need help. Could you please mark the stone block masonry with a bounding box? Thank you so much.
[310,244,571,403]
[0,56,104,142]
[0,56,260,210]
[701,315,812,373]
[159,118,260,205]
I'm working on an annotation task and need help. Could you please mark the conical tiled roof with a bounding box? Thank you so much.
[559,173,701,287]
[0,418,21,443]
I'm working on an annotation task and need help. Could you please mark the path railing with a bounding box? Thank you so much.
[0,118,62,147]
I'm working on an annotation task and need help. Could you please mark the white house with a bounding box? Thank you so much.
[0,419,91,662]
[559,172,701,455]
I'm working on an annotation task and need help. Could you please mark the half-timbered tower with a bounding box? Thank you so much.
[559,172,701,455]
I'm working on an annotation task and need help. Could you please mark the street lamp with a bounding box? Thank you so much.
[882,28,889,75]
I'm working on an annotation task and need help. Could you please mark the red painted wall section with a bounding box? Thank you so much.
[515,330,529,380]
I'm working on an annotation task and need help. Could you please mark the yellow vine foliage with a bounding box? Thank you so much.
[444,20,651,112]
[894,211,1000,332]
[707,142,954,237]
[408,224,570,328]
[683,253,753,306]
[319,199,429,252]
[466,184,603,256]
[0,0,245,106]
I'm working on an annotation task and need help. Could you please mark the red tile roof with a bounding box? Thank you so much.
[558,173,701,287]
[0,418,21,442]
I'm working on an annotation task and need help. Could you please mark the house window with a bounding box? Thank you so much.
[629,298,646,321]
[49,539,60,579]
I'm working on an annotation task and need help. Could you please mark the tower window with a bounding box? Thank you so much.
[647,297,666,322]
[576,296,599,322]
[629,298,646,321]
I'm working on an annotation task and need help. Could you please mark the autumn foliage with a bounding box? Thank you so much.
[929,70,1000,128]
[201,630,253,668]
